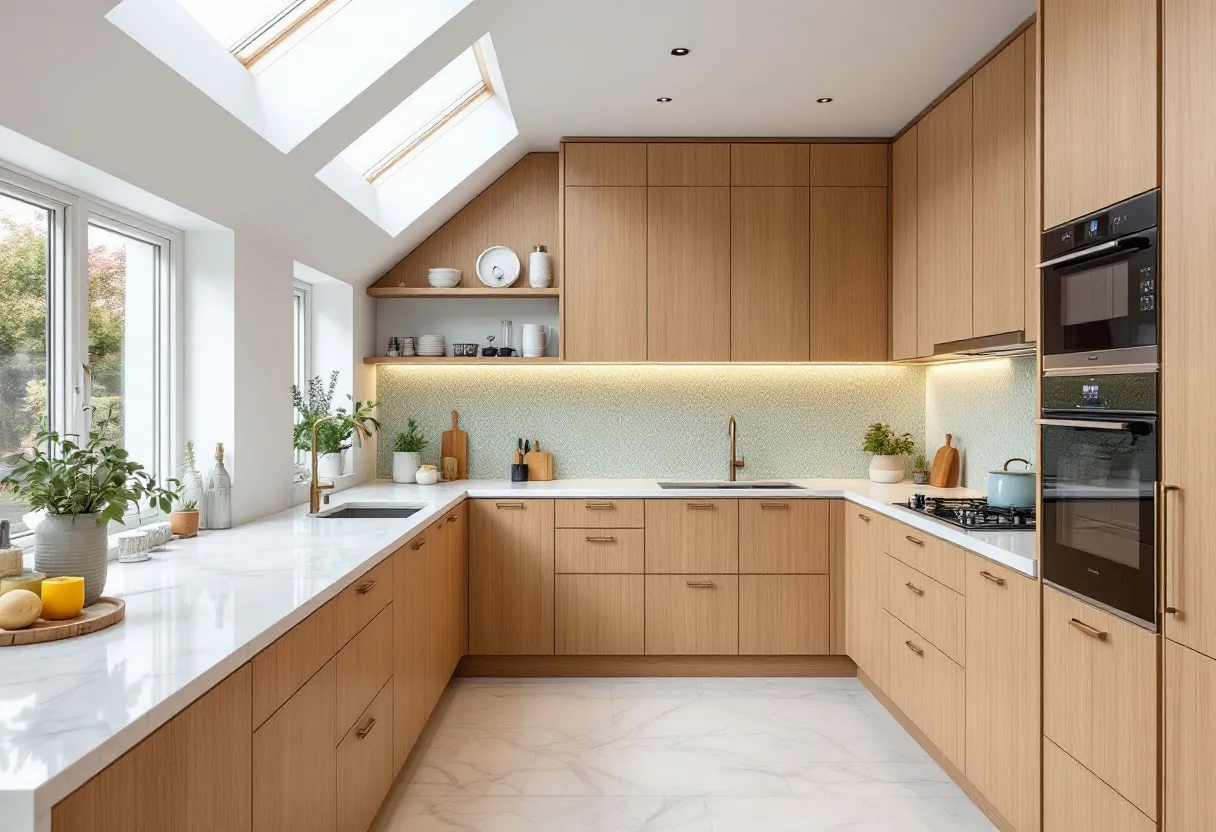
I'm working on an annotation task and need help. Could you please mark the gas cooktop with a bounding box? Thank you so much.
[895,496,1036,531]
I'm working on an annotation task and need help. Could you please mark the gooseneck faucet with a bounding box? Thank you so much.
[728,415,746,481]
[310,414,371,514]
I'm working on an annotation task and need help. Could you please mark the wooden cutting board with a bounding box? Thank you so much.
[929,434,960,488]
[0,597,125,647]
[523,442,554,481]
[440,411,468,480]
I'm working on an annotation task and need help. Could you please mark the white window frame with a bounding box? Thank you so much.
[292,279,313,470]
[0,164,182,537]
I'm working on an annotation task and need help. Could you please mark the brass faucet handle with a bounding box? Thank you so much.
[316,481,335,491]
[734,454,746,468]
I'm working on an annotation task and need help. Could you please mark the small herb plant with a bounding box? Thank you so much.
[912,453,928,472]
[861,423,916,457]
[183,439,197,472]
[292,371,380,454]
[1,407,181,525]
[394,419,428,453]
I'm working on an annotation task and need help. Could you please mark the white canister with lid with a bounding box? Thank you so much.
[528,245,552,288]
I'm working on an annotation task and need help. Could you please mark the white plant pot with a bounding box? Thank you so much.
[393,452,421,483]
[34,513,109,606]
[317,452,345,479]
[868,454,906,484]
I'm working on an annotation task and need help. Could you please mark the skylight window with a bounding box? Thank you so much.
[339,45,494,186]
[178,0,350,73]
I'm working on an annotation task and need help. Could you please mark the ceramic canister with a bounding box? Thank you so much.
[528,245,552,288]
[34,513,108,606]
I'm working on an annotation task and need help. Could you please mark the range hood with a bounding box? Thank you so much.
[932,330,1036,358]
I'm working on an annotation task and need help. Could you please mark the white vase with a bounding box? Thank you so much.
[868,454,906,484]
[528,245,552,288]
[317,452,345,479]
[34,513,108,606]
[203,444,233,530]
[393,452,421,483]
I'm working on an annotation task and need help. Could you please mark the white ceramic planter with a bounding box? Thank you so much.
[868,454,906,484]
[393,452,421,483]
[34,513,108,606]
[317,452,344,479]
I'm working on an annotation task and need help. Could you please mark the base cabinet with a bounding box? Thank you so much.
[1164,639,1216,832]
[556,574,645,655]
[1044,738,1156,832]
[739,574,829,655]
[845,506,888,686]
[469,499,556,655]
[645,574,739,655]
[336,679,394,832]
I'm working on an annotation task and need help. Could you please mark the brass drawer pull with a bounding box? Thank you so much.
[356,579,379,595]
[905,640,924,657]
[355,717,377,739]
[979,570,1006,586]
[447,513,458,522]
[686,580,716,589]
[857,513,871,522]
[411,539,427,550]
[905,535,924,546]
[496,502,525,509]
[687,502,713,510]
[585,536,617,543]
[905,581,924,596]
[585,501,616,510]
[1069,618,1108,641]
[761,502,789,510]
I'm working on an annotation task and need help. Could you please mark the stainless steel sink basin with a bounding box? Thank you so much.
[314,503,425,519]
[656,481,805,490]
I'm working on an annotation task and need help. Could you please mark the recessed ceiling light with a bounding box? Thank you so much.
[816,97,834,104]
[671,47,690,56]
[657,97,672,103]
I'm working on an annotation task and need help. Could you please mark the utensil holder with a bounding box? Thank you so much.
[511,464,529,482]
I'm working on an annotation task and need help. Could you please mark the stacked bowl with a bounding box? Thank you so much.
[427,268,461,288]
[416,335,446,356]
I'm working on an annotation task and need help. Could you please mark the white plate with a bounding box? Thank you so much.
[476,246,521,288]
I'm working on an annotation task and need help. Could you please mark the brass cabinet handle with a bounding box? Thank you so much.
[905,535,925,546]
[355,717,377,739]
[857,513,871,522]
[905,640,924,656]
[496,502,525,509]
[979,571,1006,586]
[687,502,713,510]
[585,501,615,510]
[686,580,716,588]
[447,513,458,522]
[1069,618,1108,641]
[585,536,616,543]
[1162,484,1182,616]
[356,579,378,595]
[411,539,427,550]
[905,581,924,597]
[760,502,789,510]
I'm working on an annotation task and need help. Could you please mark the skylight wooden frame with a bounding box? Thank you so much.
[363,43,495,185]
[230,0,351,73]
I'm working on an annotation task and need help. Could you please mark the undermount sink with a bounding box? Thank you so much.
[656,480,805,490]
[314,503,425,519]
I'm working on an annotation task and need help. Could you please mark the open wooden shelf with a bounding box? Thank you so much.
[366,286,561,298]
[364,356,562,365]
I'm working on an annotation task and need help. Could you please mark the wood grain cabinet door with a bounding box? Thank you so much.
[739,574,829,655]
[1043,738,1155,832]
[645,499,739,573]
[336,679,394,832]
[886,611,965,770]
[730,186,810,361]
[647,186,731,362]
[393,531,437,772]
[564,186,647,361]
[556,574,645,655]
[891,127,920,360]
[844,505,888,687]
[1165,639,1216,832]
[469,499,556,655]
[645,574,739,655]
[964,555,1041,832]
[738,499,829,574]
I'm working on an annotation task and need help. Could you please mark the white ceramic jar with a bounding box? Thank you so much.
[528,245,552,288]
[393,452,421,483]
[868,454,907,484]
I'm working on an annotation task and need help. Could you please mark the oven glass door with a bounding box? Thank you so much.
[1041,229,1157,358]
[1041,416,1157,627]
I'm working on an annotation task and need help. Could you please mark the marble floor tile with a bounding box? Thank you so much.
[378,796,713,831]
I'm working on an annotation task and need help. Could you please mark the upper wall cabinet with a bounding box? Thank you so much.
[1042,0,1158,229]
[891,128,919,360]
[647,143,730,186]
[809,145,888,186]
[564,142,647,186]
[731,144,810,186]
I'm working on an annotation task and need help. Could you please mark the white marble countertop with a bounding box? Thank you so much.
[0,478,1036,832]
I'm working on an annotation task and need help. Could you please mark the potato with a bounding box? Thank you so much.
[0,589,42,630]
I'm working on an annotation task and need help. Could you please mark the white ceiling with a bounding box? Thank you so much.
[0,0,1033,287]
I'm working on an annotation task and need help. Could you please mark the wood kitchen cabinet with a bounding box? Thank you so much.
[645,499,738,573]
[730,143,809,186]
[916,79,974,355]
[1044,738,1156,832]
[844,505,888,687]
[647,142,730,185]
[964,555,1041,832]
[808,144,887,186]
[886,610,966,770]
[738,498,829,574]
[1024,24,1039,342]
[891,126,919,360]
[739,574,829,655]
[564,142,647,186]
[563,186,647,361]
[1042,0,1157,229]
[730,186,810,361]
[53,667,253,832]
[1165,639,1216,832]
[645,574,739,655]
[336,679,394,832]
[556,574,645,655]
[469,499,555,655]
[647,186,731,361]
[809,186,888,361]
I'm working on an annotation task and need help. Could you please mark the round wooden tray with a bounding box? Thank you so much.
[0,596,125,646]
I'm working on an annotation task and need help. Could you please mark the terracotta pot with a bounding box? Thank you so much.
[170,511,200,538]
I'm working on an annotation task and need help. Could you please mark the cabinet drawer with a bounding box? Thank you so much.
[645,575,738,655]
[885,557,965,665]
[886,612,965,770]
[555,498,644,528]
[252,602,336,728]
[1043,586,1158,819]
[336,678,394,832]
[739,575,829,655]
[887,522,965,593]
[333,558,392,651]
[645,499,738,573]
[738,499,829,573]
[332,604,393,745]
[556,574,644,655]
[1044,738,1156,832]
[555,528,645,573]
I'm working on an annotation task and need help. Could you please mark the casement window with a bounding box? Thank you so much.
[0,168,179,537]
[179,0,353,75]
[292,279,312,471]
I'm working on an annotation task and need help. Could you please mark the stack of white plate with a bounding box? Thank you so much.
[416,335,446,356]
[427,268,461,288]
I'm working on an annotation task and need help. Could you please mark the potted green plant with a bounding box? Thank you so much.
[1,408,179,605]
[862,422,916,484]
[912,453,930,485]
[170,485,200,538]
[292,371,379,478]
[392,419,429,483]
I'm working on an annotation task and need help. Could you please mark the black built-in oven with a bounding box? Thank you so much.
[1040,190,1159,371]
[1040,372,1158,629]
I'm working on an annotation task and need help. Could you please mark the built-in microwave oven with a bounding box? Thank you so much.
[1039,190,1158,372]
